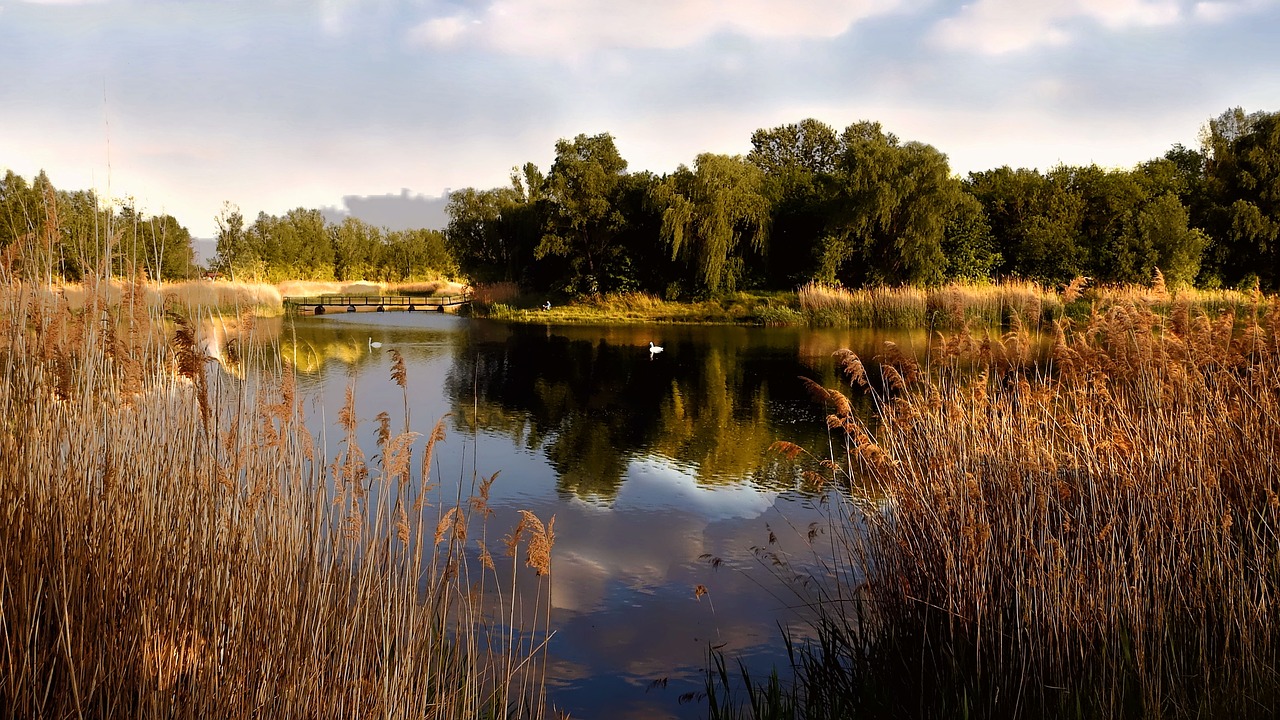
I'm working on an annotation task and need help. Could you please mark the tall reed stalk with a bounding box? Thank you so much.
[0,277,554,719]
[716,298,1280,718]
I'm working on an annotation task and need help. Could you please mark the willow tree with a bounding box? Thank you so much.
[653,153,771,294]
[826,122,959,287]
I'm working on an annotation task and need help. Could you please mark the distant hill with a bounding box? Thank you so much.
[321,189,449,232]
[191,237,217,267]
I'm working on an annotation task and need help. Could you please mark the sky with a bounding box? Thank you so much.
[2,0,1278,239]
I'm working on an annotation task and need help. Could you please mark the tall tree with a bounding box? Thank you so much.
[825,122,958,286]
[445,185,536,284]
[942,192,1001,282]
[748,118,840,176]
[1199,108,1280,289]
[653,153,771,294]
[537,133,630,294]
[1138,192,1208,287]
[331,216,380,281]
[966,166,1085,284]
[213,202,247,279]
[748,119,839,286]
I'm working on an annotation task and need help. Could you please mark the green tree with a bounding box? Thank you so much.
[653,153,770,294]
[942,192,1001,282]
[1198,108,1280,289]
[966,166,1085,284]
[826,122,958,286]
[748,118,840,176]
[331,216,380,281]
[1070,165,1148,284]
[748,119,839,286]
[1138,192,1208,287]
[377,228,454,281]
[213,202,247,279]
[445,186,528,284]
[536,133,630,294]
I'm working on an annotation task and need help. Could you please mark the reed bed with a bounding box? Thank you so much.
[799,281,1064,330]
[470,282,522,307]
[0,278,555,719]
[716,297,1280,718]
[29,279,283,316]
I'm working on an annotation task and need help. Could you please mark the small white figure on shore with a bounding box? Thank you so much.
[543,300,552,311]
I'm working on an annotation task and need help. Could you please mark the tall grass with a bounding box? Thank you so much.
[715,297,1280,718]
[798,281,1064,329]
[0,278,555,719]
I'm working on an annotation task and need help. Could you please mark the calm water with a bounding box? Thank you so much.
[240,311,933,719]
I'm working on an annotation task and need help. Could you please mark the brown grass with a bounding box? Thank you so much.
[798,281,1065,329]
[0,276,555,719]
[799,294,1280,715]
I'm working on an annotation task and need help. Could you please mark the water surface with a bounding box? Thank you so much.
[251,311,934,718]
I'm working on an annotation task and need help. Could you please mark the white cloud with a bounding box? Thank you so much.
[1193,0,1273,21]
[408,0,906,58]
[931,0,1184,55]
[407,14,474,47]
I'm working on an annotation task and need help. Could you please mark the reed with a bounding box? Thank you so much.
[717,296,1280,718]
[798,281,1066,330]
[0,277,554,719]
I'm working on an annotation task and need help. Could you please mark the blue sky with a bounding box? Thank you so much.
[2,0,1277,237]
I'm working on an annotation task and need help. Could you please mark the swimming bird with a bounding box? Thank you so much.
[649,341,664,355]
[369,337,382,349]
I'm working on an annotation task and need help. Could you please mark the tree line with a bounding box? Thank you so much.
[0,171,456,284]
[1,169,196,282]
[446,107,1280,296]
[6,106,1275,292]
[210,205,454,283]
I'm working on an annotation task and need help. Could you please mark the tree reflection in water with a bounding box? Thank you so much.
[444,321,922,502]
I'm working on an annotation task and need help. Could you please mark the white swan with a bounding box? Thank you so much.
[649,341,664,355]
[369,337,382,349]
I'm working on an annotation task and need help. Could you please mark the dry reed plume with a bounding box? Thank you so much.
[797,280,1065,330]
[771,296,1280,716]
[0,276,554,719]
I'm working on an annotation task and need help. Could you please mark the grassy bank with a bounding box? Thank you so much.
[711,296,1280,718]
[468,278,1273,330]
[0,278,555,719]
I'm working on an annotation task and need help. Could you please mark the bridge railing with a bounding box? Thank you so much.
[283,293,472,311]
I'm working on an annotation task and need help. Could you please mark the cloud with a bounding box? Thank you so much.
[1193,0,1273,22]
[407,14,474,47]
[407,0,907,58]
[930,0,1185,55]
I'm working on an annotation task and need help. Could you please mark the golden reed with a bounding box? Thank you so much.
[0,277,555,719]
[791,295,1280,715]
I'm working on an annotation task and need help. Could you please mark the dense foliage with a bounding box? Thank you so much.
[0,170,195,281]
[447,107,1280,296]
[0,176,455,284]
[4,107,1278,292]
[212,204,455,283]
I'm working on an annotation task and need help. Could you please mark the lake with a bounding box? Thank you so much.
[240,310,933,719]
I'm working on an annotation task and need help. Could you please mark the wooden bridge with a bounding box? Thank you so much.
[283,293,471,315]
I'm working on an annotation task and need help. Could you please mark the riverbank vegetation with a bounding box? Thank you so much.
[469,275,1271,332]
[709,294,1280,717]
[0,276,556,718]
[445,107,1280,299]
[5,107,1279,308]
